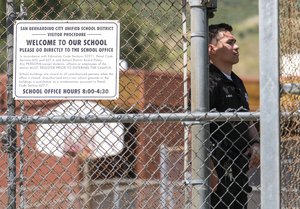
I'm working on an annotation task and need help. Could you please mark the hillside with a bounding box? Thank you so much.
[210,0,259,79]
[0,0,260,77]
[210,0,258,24]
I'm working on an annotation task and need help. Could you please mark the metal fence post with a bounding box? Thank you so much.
[259,0,280,208]
[160,144,169,209]
[189,1,210,208]
[6,0,17,209]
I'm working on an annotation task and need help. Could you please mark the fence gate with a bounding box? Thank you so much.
[0,0,298,209]
[2,1,201,208]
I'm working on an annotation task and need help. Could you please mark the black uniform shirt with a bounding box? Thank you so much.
[209,64,249,112]
[209,64,250,154]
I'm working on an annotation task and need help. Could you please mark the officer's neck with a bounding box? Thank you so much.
[211,62,233,76]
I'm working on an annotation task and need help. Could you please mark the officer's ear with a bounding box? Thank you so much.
[208,44,216,56]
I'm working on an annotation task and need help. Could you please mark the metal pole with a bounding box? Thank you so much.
[181,0,191,208]
[189,1,210,208]
[0,112,260,124]
[6,0,17,208]
[19,2,27,208]
[82,161,92,209]
[113,181,121,209]
[160,144,169,209]
[259,0,280,208]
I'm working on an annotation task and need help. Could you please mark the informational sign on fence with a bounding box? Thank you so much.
[13,20,120,100]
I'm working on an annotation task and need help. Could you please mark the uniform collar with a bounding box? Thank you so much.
[209,64,239,82]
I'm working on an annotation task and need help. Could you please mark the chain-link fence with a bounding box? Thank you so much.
[280,0,300,208]
[2,1,192,208]
[0,0,297,209]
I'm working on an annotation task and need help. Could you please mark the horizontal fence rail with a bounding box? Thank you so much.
[0,112,260,124]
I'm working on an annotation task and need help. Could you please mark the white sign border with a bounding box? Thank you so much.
[13,20,120,100]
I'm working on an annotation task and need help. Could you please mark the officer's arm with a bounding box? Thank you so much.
[246,122,260,168]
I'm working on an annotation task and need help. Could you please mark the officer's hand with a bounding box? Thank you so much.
[245,143,260,169]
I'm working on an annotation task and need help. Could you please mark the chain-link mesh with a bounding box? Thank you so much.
[280,0,300,208]
[3,1,189,208]
[0,0,264,208]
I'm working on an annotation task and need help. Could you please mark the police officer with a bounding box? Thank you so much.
[208,23,260,209]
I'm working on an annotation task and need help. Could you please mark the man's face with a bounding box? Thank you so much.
[209,31,239,65]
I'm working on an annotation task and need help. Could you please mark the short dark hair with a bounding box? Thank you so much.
[208,23,233,43]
